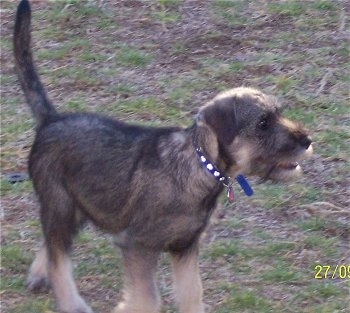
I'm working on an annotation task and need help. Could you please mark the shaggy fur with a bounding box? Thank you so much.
[14,1,312,312]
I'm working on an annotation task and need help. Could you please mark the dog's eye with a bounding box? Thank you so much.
[259,118,269,130]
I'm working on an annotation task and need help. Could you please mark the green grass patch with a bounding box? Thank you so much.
[300,218,350,239]
[153,10,181,24]
[284,107,317,126]
[217,290,273,313]
[290,282,348,312]
[212,0,249,28]
[117,46,153,67]
[153,0,183,24]
[1,74,17,86]
[7,298,54,313]
[108,84,135,96]
[315,282,343,298]
[303,235,339,258]
[0,275,26,292]
[252,183,290,210]
[261,261,300,283]
[274,75,298,95]
[158,0,183,8]
[79,51,109,63]
[111,97,187,123]
[2,119,33,137]
[256,242,296,258]
[75,234,121,279]
[0,180,33,197]
[267,1,304,17]
[37,46,71,61]
[205,240,240,260]
[168,87,192,106]
[252,181,323,210]
[1,245,32,273]
[299,217,327,232]
[46,0,109,21]
[314,129,350,156]
[41,66,101,87]
[66,98,87,111]
[312,0,337,11]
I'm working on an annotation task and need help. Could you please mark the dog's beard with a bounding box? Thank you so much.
[261,164,277,182]
[257,144,313,183]
[259,161,303,183]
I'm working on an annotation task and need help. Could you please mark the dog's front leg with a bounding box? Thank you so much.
[171,245,205,313]
[113,247,160,313]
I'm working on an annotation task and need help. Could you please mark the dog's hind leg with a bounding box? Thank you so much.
[171,244,205,313]
[49,250,92,313]
[28,182,92,313]
[113,247,160,313]
[27,241,50,292]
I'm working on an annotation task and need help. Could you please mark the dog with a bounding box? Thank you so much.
[14,1,312,312]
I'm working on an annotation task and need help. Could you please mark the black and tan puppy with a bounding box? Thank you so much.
[14,1,312,312]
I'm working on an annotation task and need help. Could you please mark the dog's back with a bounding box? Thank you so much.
[14,0,201,237]
[15,2,216,312]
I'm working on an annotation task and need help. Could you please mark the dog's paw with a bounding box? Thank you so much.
[112,302,159,313]
[61,306,94,313]
[59,297,94,313]
[27,275,50,293]
[60,308,94,313]
[68,308,94,313]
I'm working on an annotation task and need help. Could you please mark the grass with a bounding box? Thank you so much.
[217,290,273,313]
[117,45,154,68]
[1,246,31,273]
[0,180,33,197]
[1,0,349,312]
[267,1,305,17]
[212,0,250,28]
[153,0,183,23]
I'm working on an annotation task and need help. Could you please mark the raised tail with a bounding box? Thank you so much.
[14,0,57,125]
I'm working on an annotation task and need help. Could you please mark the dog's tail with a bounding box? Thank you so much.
[14,0,57,125]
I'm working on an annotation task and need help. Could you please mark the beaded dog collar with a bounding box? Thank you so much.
[195,146,254,202]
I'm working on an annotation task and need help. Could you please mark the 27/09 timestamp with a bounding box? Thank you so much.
[314,265,350,279]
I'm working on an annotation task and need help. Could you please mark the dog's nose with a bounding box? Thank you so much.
[300,136,312,149]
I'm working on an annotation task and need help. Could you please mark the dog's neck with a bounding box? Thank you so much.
[193,145,231,186]
[190,123,233,171]
[189,123,254,200]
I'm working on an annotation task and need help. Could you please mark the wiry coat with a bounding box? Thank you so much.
[14,1,312,313]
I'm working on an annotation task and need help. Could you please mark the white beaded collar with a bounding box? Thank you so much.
[195,146,254,202]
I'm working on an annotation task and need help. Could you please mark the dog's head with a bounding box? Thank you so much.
[196,87,313,181]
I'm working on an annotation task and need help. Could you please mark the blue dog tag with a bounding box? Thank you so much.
[236,174,254,196]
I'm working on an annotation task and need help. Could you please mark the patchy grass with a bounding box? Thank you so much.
[117,45,154,68]
[1,1,349,313]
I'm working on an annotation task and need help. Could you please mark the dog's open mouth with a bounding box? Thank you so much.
[276,161,299,170]
[265,144,313,181]
[262,161,302,182]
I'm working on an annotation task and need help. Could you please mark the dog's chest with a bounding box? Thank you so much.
[114,188,221,252]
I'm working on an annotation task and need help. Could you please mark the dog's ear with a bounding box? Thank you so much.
[199,97,238,145]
